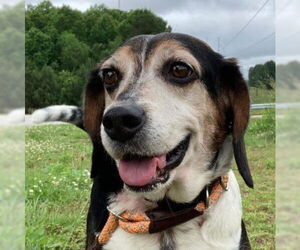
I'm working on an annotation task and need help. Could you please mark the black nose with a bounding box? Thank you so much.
[103,105,146,142]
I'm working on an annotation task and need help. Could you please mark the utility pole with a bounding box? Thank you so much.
[118,0,120,9]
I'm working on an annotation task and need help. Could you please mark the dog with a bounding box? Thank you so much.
[33,32,253,249]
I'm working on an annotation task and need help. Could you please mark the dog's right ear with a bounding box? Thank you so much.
[84,68,107,178]
[84,69,122,249]
[84,68,105,140]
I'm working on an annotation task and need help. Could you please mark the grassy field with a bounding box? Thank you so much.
[276,109,300,249]
[25,109,275,249]
[249,87,275,104]
[0,126,25,249]
[237,109,275,249]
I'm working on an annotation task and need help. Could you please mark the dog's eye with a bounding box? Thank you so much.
[171,62,192,79]
[102,69,119,86]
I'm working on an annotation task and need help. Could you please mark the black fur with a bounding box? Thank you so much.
[86,142,123,249]
[159,230,176,250]
[239,220,251,249]
[233,137,253,188]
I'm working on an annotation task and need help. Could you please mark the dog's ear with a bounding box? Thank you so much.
[84,68,105,178]
[84,68,105,140]
[84,68,122,247]
[220,58,253,188]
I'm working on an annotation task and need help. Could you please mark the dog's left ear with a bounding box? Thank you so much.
[220,58,253,188]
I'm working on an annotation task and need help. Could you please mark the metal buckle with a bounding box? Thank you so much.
[220,177,228,191]
[107,206,129,222]
[205,185,210,207]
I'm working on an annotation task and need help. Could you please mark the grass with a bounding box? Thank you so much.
[276,109,300,249]
[249,87,275,104]
[237,109,275,250]
[26,125,92,249]
[0,126,25,249]
[276,87,300,103]
[25,109,275,249]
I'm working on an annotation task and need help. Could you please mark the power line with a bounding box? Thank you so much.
[280,29,300,41]
[224,0,270,49]
[234,32,275,57]
[277,0,293,15]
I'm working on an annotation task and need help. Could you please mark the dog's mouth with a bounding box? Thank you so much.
[118,134,191,191]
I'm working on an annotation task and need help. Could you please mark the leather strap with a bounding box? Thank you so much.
[147,206,203,233]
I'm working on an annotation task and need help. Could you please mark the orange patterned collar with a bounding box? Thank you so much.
[97,174,229,245]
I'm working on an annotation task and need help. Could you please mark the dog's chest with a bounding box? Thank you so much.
[103,217,240,250]
[104,171,242,250]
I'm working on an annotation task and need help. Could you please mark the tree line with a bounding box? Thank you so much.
[0,2,24,112]
[25,1,171,111]
[277,61,300,89]
[248,60,275,90]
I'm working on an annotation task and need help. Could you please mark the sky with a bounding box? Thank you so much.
[24,0,299,76]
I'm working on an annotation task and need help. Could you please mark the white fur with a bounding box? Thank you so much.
[104,170,241,250]
[31,105,80,124]
[7,108,25,124]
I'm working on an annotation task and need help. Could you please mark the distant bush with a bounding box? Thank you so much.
[248,60,275,90]
[277,61,300,89]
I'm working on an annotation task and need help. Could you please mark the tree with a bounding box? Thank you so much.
[57,32,90,71]
[26,27,53,67]
[248,60,275,89]
[26,65,61,111]
[0,3,24,112]
[53,5,85,40]
[119,9,171,40]
[25,1,172,110]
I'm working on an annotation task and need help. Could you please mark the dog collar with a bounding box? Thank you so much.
[97,174,229,245]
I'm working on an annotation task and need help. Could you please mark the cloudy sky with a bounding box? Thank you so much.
[25,0,299,76]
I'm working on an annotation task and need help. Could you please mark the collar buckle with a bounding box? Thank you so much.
[107,206,129,222]
[205,185,210,207]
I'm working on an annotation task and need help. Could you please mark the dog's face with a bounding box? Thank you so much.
[84,33,252,202]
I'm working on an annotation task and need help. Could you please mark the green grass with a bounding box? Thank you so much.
[249,87,275,104]
[276,109,300,249]
[276,87,300,103]
[237,109,275,249]
[0,126,25,249]
[25,110,275,249]
[26,125,92,249]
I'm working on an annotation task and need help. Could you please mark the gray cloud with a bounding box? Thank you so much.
[277,0,300,62]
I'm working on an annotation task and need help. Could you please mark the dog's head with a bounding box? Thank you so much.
[84,33,252,202]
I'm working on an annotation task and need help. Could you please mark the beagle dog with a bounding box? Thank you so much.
[79,33,253,249]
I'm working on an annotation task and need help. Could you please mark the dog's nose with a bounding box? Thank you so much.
[103,105,145,142]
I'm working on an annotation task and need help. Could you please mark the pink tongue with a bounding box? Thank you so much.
[118,155,166,186]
